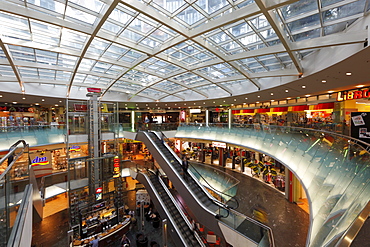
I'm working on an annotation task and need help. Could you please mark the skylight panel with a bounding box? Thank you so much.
[286,14,320,33]
[58,54,78,68]
[56,71,72,81]
[60,28,89,50]
[69,0,104,13]
[87,38,111,56]
[65,5,97,25]
[280,0,317,20]
[35,50,58,65]
[120,29,144,42]
[195,0,229,14]
[292,28,320,42]
[177,6,205,25]
[322,0,366,23]
[25,0,65,15]
[79,58,96,71]
[74,73,87,83]
[151,0,185,14]
[18,67,37,78]
[228,22,253,37]
[84,75,100,84]
[38,69,56,79]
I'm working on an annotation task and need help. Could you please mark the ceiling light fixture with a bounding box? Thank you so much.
[245,97,248,99]
[287,97,291,100]
[234,99,236,101]
[346,72,352,76]
[302,85,306,88]
[322,80,326,83]
[42,99,45,101]
[13,102,17,104]
[356,85,364,88]
[22,97,26,100]
[305,94,311,97]
[256,101,260,103]
[285,90,289,93]
[257,96,260,98]
[328,91,334,93]
[55,104,58,106]
[270,93,273,96]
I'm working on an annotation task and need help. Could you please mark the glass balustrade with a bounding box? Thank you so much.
[176,123,370,247]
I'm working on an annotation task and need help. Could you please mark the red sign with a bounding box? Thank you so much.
[87,88,102,93]
[74,104,87,112]
[95,187,103,194]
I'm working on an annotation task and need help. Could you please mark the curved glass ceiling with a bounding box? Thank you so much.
[0,0,368,102]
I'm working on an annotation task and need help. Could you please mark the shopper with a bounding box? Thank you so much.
[121,234,131,247]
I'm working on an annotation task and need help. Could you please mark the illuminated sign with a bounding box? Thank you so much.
[31,156,50,166]
[212,141,227,148]
[113,156,120,178]
[95,187,103,194]
[69,145,81,152]
[337,88,370,101]
[190,109,201,113]
[87,88,102,93]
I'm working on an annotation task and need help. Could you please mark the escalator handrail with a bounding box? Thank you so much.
[157,131,239,209]
[0,140,29,181]
[137,168,205,247]
[188,162,239,210]
[153,170,206,247]
[147,131,227,212]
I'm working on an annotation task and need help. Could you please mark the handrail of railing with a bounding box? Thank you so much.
[188,162,239,210]
[0,140,29,180]
[181,122,370,150]
[6,184,33,247]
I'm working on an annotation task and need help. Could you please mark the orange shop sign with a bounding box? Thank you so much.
[337,88,370,101]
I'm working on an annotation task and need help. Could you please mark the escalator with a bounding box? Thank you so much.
[133,168,204,247]
[136,130,274,247]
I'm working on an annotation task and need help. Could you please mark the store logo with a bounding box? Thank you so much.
[337,88,369,101]
[113,156,120,178]
[31,156,49,166]
[69,145,81,152]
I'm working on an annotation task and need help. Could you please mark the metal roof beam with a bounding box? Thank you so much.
[67,0,121,97]
[0,39,25,93]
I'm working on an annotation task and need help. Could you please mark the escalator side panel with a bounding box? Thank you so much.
[135,172,187,247]
[136,131,223,237]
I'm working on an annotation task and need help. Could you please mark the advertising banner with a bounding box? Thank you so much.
[350,112,370,144]
[30,151,53,177]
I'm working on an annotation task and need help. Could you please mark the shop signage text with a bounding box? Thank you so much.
[337,88,369,101]
[212,141,227,148]
[69,145,81,152]
[31,156,50,166]
[87,88,102,93]
[113,156,120,178]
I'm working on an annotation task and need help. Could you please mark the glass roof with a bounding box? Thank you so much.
[0,0,368,102]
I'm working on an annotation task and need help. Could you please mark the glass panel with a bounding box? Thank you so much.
[323,0,366,22]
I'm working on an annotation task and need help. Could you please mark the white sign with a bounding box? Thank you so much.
[190,109,201,113]
[212,141,227,148]
[149,109,166,113]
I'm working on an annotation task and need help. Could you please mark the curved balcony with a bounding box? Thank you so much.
[175,123,370,247]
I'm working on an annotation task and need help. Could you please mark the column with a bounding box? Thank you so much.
[228,108,232,129]
[218,147,224,167]
[206,109,209,127]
